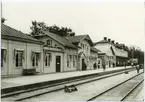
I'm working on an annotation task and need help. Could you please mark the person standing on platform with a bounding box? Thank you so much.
[93,62,97,69]
[136,64,139,73]
[124,62,126,68]
[82,59,87,71]
[103,64,106,71]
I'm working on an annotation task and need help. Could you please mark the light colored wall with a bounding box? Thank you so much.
[78,40,91,56]
[1,39,8,76]
[38,37,65,49]
[95,43,114,56]
[26,43,43,73]
[1,39,42,76]
[89,52,98,69]
[78,39,92,70]
[63,48,78,71]
[43,51,64,73]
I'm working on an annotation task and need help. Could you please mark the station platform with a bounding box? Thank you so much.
[1,66,133,91]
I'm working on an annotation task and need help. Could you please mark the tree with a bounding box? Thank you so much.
[1,17,6,23]
[30,20,75,37]
[128,46,144,64]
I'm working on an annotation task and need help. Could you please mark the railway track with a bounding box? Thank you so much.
[2,68,135,101]
[87,72,144,101]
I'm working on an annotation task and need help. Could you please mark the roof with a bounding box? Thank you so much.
[94,39,110,45]
[91,47,101,53]
[1,24,43,44]
[98,52,106,55]
[67,34,94,46]
[34,31,78,49]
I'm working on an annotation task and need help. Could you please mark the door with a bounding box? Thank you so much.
[56,56,61,72]
[82,59,86,71]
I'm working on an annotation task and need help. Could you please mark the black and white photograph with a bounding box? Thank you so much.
[1,0,144,101]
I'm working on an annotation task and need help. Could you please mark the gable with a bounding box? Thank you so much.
[35,35,65,49]
[67,34,94,46]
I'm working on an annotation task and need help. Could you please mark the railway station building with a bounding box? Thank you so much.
[1,24,100,77]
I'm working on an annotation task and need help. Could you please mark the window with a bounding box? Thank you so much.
[1,50,4,67]
[45,53,51,66]
[1,49,7,67]
[32,53,39,67]
[15,51,23,67]
[67,55,71,67]
[73,55,77,67]
[98,60,100,64]
[47,40,52,46]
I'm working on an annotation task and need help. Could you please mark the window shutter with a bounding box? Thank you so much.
[67,54,69,61]
[31,51,35,61]
[3,49,7,62]
[22,51,25,60]
[49,53,52,61]
[38,52,41,61]
[13,49,17,61]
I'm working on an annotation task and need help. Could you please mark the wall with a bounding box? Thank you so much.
[89,52,98,70]
[1,39,8,76]
[78,40,91,56]
[1,39,42,76]
[43,50,64,73]
[26,43,43,73]
[63,48,78,71]
[38,37,65,50]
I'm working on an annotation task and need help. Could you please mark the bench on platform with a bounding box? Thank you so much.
[23,68,36,75]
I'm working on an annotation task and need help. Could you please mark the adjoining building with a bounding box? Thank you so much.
[34,31,78,73]
[94,37,128,68]
[67,35,99,70]
[1,24,44,76]
[94,37,116,68]
[114,43,129,66]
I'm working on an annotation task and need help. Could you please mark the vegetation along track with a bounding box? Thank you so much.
[2,68,135,101]
[87,72,143,101]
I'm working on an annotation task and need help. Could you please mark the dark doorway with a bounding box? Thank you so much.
[56,56,61,72]
[82,59,87,71]
[109,60,111,67]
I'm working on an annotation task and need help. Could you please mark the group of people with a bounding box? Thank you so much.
[135,64,144,73]
[93,62,106,71]
[83,59,144,73]
[82,60,106,71]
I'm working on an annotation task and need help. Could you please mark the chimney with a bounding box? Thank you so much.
[116,42,118,44]
[104,37,107,40]
[111,40,114,44]
[108,39,111,42]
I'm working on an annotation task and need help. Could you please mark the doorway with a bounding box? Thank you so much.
[56,56,61,72]
[82,59,86,71]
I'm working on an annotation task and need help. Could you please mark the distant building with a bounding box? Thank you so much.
[94,37,128,67]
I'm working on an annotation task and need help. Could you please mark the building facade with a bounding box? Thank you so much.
[1,24,99,77]
[1,24,44,76]
[94,37,128,68]
[67,35,99,71]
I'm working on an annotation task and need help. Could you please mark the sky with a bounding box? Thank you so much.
[2,1,144,50]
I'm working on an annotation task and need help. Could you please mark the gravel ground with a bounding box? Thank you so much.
[93,73,143,101]
[123,81,144,101]
[20,70,142,101]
